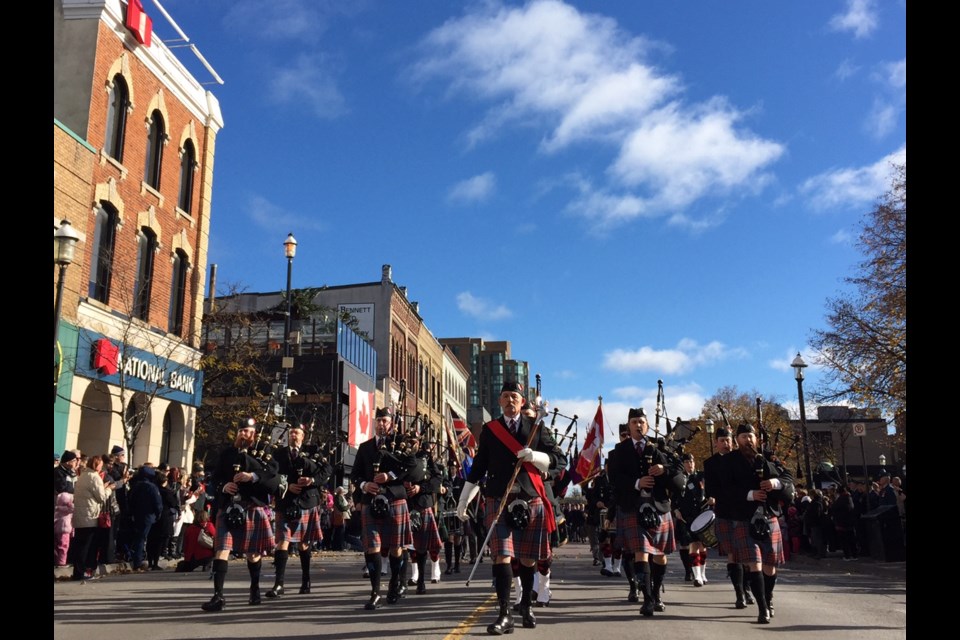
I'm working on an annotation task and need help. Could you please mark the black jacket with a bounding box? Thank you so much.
[208,446,280,508]
[467,415,561,498]
[716,450,794,522]
[406,451,443,510]
[351,434,418,503]
[274,445,333,510]
[610,437,685,515]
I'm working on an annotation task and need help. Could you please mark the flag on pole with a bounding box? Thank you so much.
[573,403,604,483]
[348,382,374,447]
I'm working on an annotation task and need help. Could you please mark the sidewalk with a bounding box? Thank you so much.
[785,548,906,579]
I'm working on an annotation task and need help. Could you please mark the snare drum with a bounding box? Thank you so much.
[690,510,719,548]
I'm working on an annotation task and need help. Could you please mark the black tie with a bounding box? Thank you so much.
[509,419,518,434]
[291,447,299,458]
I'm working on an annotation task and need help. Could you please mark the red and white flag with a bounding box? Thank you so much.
[348,382,375,447]
[574,403,604,481]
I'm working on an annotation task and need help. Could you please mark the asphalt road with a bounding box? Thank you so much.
[53,543,906,640]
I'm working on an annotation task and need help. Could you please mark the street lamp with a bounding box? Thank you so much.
[705,418,714,455]
[878,454,886,474]
[281,232,297,420]
[791,352,814,488]
[54,219,81,404]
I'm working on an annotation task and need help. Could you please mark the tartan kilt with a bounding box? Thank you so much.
[412,507,443,555]
[215,504,275,556]
[361,498,413,551]
[618,508,676,556]
[276,505,324,545]
[484,496,550,562]
[713,517,735,557]
[723,517,784,566]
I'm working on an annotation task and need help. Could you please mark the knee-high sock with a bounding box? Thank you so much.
[445,540,453,567]
[728,562,744,599]
[679,548,691,573]
[365,553,382,594]
[519,563,535,606]
[748,570,768,613]
[299,547,311,584]
[650,561,666,599]
[272,549,288,586]
[493,563,512,602]
[212,559,228,595]
[635,560,652,601]
[622,552,636,582]
[764,572,777,605]
[416,554,427,586]
[389,553,405,584]
[247,558,262,590]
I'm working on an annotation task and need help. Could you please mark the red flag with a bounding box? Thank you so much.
[348,383,374,447]
[574,404,604,481]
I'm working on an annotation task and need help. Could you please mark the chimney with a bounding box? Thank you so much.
[382,264,392,283]
[399,286,408,298]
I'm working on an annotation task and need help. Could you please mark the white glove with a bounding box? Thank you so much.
[457,481,480,521]
[530,451,550,473]
[517,447,535,462]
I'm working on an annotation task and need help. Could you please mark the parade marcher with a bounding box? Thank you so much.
[675,453,709,586]
[457,381,562,635]
[444,459,466,575]
[713,422,794,624]
[404,433,444,595]
[200,418,280,612]
[605,423,641,603]
[351,407,418,610]
[703,425,753,609]
[265,423,332,598]
[609,408,685,617]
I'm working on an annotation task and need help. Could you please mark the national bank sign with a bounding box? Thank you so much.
[74,329,203,407]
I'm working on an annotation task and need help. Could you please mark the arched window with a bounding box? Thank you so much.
[88,204,118,303]
[144,110,165,189]
[160,410,172,466]
[104,75,128,162]
[168,249,189,335]
[133,227,157,320]
[178,140,196,213]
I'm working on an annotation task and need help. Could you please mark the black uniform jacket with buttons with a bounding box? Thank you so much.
[610,437,685,515]
[274,445,333,510]
[351,434,417,504]
[466,415,561,498]
[715,449,794,522]
[208,446,280,507]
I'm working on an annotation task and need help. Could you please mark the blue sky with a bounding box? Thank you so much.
[156,0,905,442]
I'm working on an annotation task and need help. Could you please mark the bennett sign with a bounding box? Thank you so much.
[77,330,203,407]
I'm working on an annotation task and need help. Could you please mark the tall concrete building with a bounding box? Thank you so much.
[54,0,224,466]
[439,337,530,422]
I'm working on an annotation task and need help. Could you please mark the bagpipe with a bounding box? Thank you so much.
[651,380,696,470]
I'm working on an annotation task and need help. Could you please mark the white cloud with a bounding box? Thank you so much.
[456,291,512,321]
[269,53,347,119]
[603,339,747,375]
[834,59,860,81]
[411,0,783,231]
[768,347,822,374]
[864,99,898,139]
[883,59,906,89]
[799,145,905,211]
[447,172,496,204]
[829,0,879,39]
[829,228,853,245]
[246,194,325,232]
[222,0,362,42]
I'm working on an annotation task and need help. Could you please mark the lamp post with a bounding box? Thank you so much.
[281,232,297,420]
[705,418,714,455]
[54,219,81,404]
[791,352,814,488]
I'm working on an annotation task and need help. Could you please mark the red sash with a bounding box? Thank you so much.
[487,419,557,533]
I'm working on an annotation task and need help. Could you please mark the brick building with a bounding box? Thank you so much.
[54,0,223,466]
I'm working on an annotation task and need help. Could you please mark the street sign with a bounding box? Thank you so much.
[852,422,866,437]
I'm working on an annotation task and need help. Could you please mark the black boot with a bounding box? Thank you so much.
[519,603,536,629]
[637,561,654,617]
[365,591,382,610]
[764,572,777,618]
[247,559,262,605]
[298,547,312,593]
[628,579,639,603]
[202,560,228,612]
[201,592,225,612]
[730,562,747,608]
[679,549,693,581]
[266,549,287,598]
[365,553,382,610]
[748,570,770,624]
[487,599,515,635]
[387,554,403,604]
[651,561,666,611]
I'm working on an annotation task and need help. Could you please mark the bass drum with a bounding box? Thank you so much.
[690,510,718,548]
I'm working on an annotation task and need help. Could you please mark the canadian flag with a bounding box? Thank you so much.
[574,404,604,481]
[348,382,375,447]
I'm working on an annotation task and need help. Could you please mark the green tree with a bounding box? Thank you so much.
[810,164,906,428]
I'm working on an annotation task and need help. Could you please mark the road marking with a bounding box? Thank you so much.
[444,593,496,639]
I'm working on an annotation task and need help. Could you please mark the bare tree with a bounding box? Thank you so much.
[810,163,906,432]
